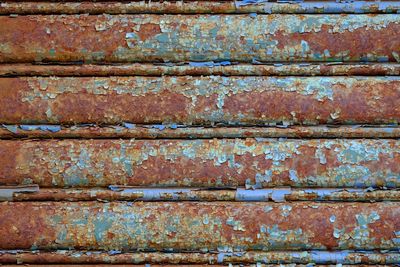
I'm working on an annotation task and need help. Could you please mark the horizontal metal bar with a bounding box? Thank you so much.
[1,63,400,76]
[0,202,398,251]
[0,264,393,267]
[0,265,242,267]
[0,249,399,265]
[1,139,399,188]
[1,76,399,125]
[1,1,399,14]
[1,124,400,139]
[0,265,231,267]
[0,15,398,63]
[0,184,39,201]
[7,187,400,202]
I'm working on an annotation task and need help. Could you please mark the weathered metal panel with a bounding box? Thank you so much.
[1,1,400,14]
[1,63,400,76]
[1,250,399,265]
[1,125,400,139]
[0,139,399,188]
[1,0,399,264]
[1,76,399,125]
[0,202,398,251]
[0,15,399,63]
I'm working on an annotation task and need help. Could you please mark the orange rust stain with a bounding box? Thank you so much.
[137,23,162,41]
[274,23,400,61]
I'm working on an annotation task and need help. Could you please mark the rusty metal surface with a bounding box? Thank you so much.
[1,63,400,76]
[0,265,393,267]
[5,187,400,202]
[0,201,398,251]
[1,124,400,139]
[0,265,390,267]
[1,250,399,265]
[0,15,399,63]
[1,1,400,14]
[3,264,320,267]
[0,184,39,201]
[1,76,399,125]
[0,265,232,267]
[0,139,399,188]
[1,0,399,264]
[0,251,398,266]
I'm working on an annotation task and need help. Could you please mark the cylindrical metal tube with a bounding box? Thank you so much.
[0,1,400,15]
[1,76,399,125]
[1,63,400,77]
[0,139,399,188]
[0,15,398,63]
[0,202,398,251]
[1,249,399,265]
[1,125,400,139]
[6,187,400,202]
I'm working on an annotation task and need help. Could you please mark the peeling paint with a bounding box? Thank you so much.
[0,15,399,63]
[0,202,398,251]
[1,139,399,188]
[1,76,398,125]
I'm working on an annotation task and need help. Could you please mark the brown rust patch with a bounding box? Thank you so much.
[1,76,399,125]
[0,139,398,188]
[137,23,162,41]
[0,202,55,249]
[0,202,397,251]
[0,15,398,63]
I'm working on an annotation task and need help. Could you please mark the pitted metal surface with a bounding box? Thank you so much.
[0,1,399,265]
[0,15,399,63]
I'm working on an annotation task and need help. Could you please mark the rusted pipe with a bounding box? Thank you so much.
[0,139,399,188]
[1,124,400,139]
[0,265,230,267]
[6,187,400,202]
[0,265,392,267]
[0,184,39,201]
[1,1,399,14]
[1,76,399,125]
[0,249,399,265]
[1,63,400,77]
[0,15,399,63]
[0,202,398,251]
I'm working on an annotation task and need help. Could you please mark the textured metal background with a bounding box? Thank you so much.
[0,0,399,266]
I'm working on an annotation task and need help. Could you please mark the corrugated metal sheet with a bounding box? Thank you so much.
[0,0,399,266]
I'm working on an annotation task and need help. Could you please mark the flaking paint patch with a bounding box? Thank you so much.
[334,211,382,249]
[5,75,397,125]
[1,15,399,63]
[3,139,400,188]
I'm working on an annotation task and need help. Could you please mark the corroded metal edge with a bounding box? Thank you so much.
[1,124,399,139]
[1,1,400,14]
[1,63,400,76]
[7,187,400,202]
[0,249,399,264]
